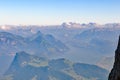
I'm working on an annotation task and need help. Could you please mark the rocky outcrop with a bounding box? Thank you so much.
[109,36,120,80]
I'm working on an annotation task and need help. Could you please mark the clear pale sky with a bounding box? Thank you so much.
[0,0,120,25]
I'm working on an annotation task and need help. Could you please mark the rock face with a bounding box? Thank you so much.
[109,36,120,80]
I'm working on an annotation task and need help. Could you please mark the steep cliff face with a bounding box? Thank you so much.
[109,36,120,80]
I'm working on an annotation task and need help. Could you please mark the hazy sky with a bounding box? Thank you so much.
[0,0,120,25]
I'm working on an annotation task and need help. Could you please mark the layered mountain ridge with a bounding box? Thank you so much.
[0,23,120,78]
[0,31,68,56]
[0,31,68,76]
[2,51,109,80]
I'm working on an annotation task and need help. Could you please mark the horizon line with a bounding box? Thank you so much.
[0,22,120,26]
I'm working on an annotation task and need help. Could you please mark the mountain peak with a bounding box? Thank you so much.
[30,31,43,42]
[36,31,42,36]
[16,51,29,57]
[117,36,120,50]
[13,51,31,65]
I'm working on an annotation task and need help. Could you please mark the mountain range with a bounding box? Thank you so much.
[1,51,109,80]
[0,31,68,75]
[0,31,68,56]
[0,23,120,78]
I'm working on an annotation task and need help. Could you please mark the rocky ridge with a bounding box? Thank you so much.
[109,36,120,80]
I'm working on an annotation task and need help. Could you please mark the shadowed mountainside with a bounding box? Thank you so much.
[109,36,120,80]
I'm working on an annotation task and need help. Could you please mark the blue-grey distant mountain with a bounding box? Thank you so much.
[70,27,120,63]
[29,31,68,56]
[0,23,120,77]
[2,52,109,80]
[0,31,68,76]
[0,31,68,56]
[33,24,120,64]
